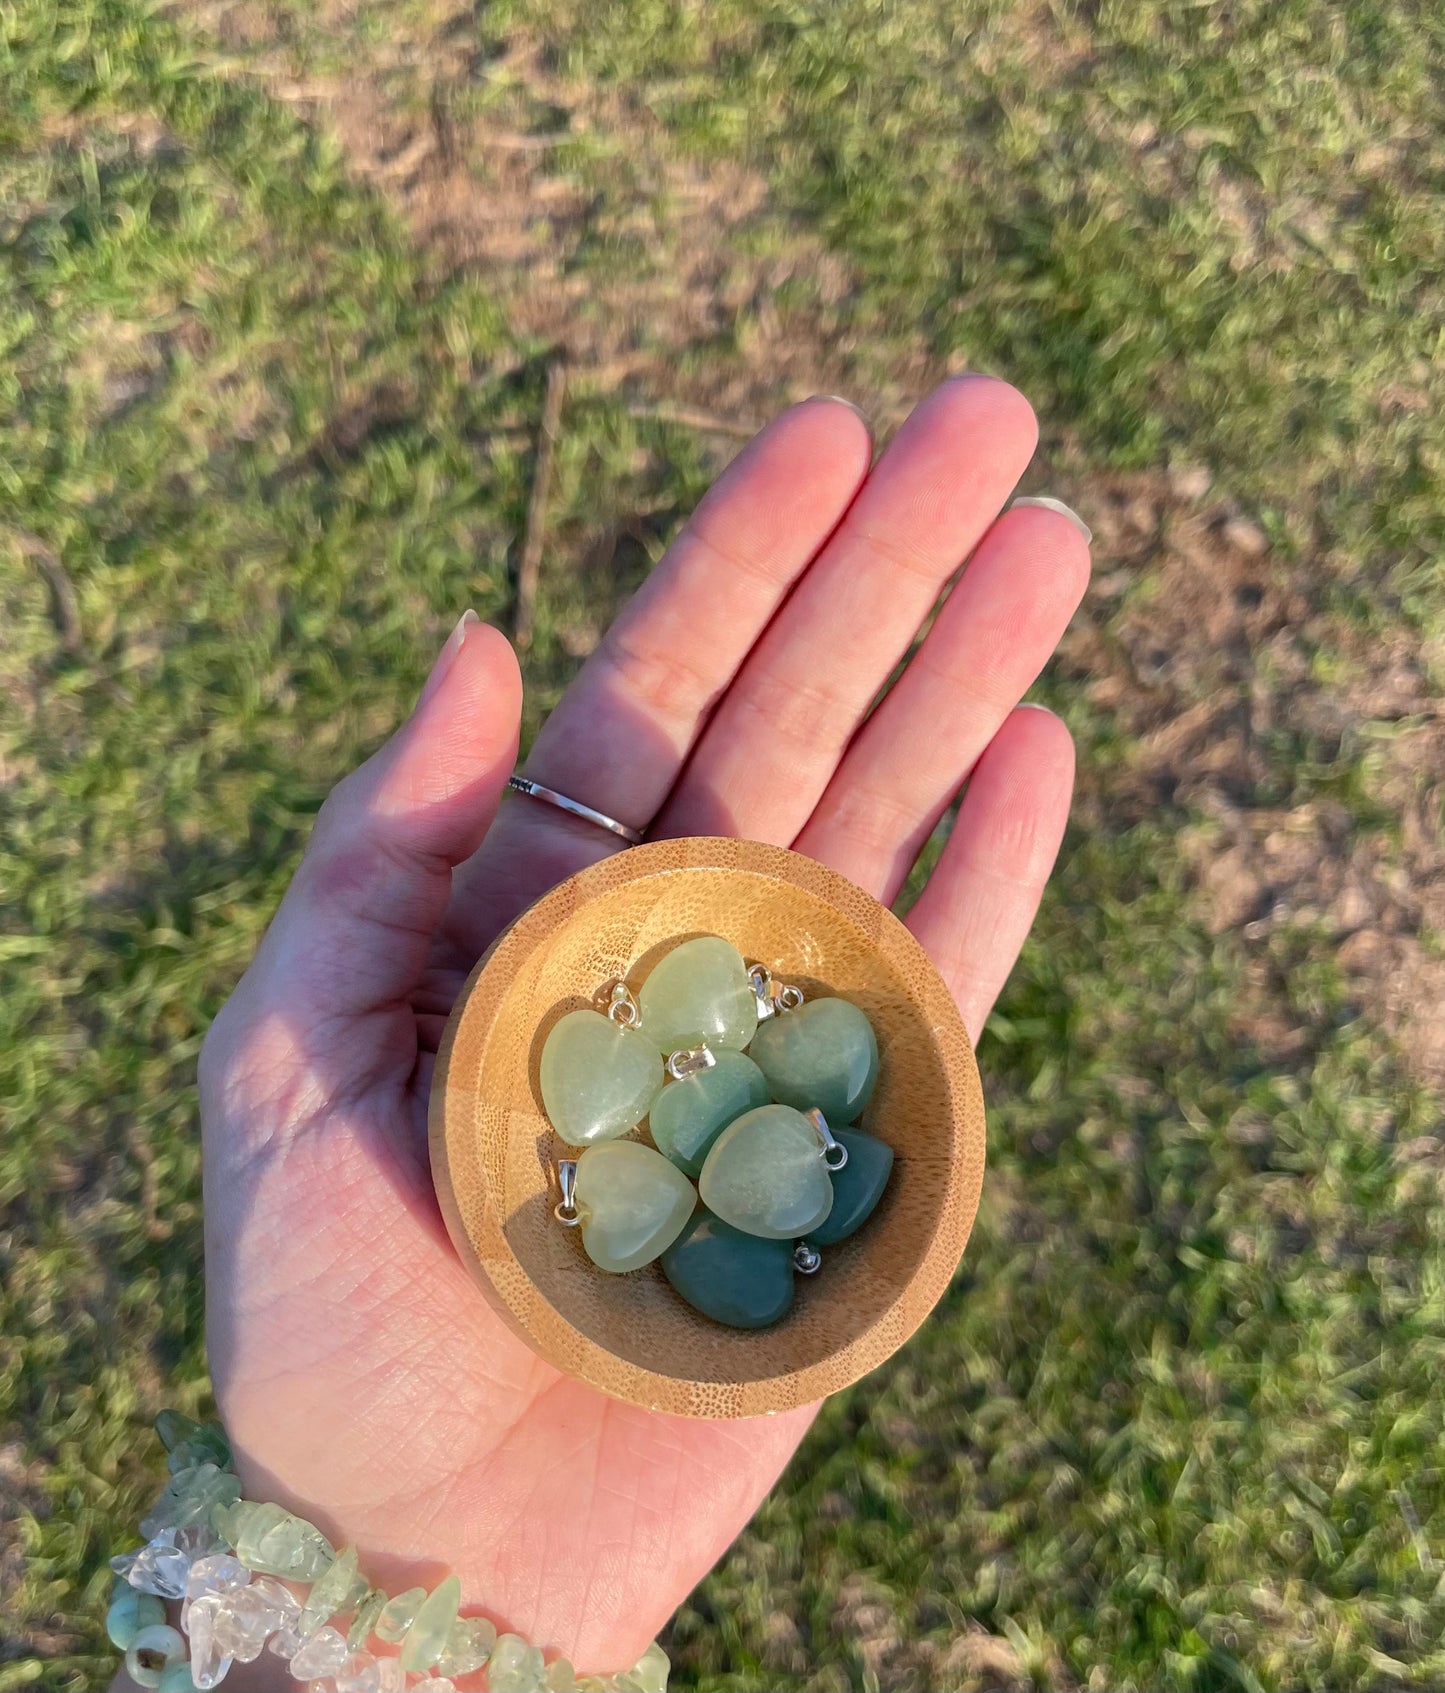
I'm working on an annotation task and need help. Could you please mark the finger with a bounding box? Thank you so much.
[794,503,1090,898]
[439,396,874,953]
[905,704,1075,1041]
[215,614,522,1065]
[652,374,1039,841]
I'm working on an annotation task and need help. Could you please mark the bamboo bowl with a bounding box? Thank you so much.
[429,837,985,1418]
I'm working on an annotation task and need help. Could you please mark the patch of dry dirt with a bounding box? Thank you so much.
[1062,473,1445,1087]
[189,0,887,424]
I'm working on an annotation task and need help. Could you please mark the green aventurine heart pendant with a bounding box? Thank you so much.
[570,1141,697,1272]
[749,995,879,1124]
[661,1209,795,1328]
[539,1008,662,1146]
[698,1104,835,1239]
[649,1050,771,1177]
[804,1125,894,1246]
[637,936,759,1054]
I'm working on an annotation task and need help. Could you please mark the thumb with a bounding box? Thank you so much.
[222,612,522,1046]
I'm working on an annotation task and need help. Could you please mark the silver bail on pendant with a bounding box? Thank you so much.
[804,1107,849,1170]
[604,980,641,1028]
[749,963,805,1021]
[554,1158,581,1225]
[666,1045,717,1081]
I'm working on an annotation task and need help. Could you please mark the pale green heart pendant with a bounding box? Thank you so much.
[568,1141,697,1272]
[749,996,879,1124]
[698,1104,834,1239]
[637,936,759,1054]
[649,1050,771,1177]
[539,1008,663,1146]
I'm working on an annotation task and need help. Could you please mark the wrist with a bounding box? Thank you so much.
[110,1410,670,1692]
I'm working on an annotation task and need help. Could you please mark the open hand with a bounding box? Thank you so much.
[196,377,1090,1682]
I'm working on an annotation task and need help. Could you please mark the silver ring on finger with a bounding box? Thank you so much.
[505,775,645,846]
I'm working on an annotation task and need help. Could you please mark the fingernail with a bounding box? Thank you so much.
[418,609,479,708]
[1011,496,1092,544]
[811,393,871,425]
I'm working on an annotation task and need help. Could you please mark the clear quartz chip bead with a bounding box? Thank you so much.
[175,1524,223,1562]
[291,1624,349,1681]
[209,1586,271,1663]
[227,1576,300,1658]
[182,1553,250,1632]
[185,1593,235,1690]
[128,1532,193,1599]
[332,1649,381,1692]
[268,1622,305,1661]
[374,1657,406,1692]
[410,1681,457,1691]
[186,1553,250,1599]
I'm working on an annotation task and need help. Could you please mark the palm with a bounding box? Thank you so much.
[199,378,1090,1681]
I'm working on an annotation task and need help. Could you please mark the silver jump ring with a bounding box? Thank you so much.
[506,775,644,846]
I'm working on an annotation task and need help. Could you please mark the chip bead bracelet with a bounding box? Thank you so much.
[108,1412,669,1693]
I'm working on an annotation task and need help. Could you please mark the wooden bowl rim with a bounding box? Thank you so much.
[428,836,985,1417]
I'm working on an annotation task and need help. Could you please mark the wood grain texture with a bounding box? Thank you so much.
[428,838,986,1418]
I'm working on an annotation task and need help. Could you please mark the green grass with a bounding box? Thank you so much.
[3,1,1443,1689]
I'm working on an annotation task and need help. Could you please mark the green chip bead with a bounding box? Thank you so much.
[211,1496,252,1545]
[348,1586,388,1649]
[436,1615,496,1676]
[141,1462,242,1537]
[540,1009,664,1147]
[399,1575,461,1673]
[376,1584,426,1642]
[648,1051,770,1177]
[299,1543,366,1637]
[165,1423,231,1476]
[489,1633,547,1692]
[545,1658,578,1691]
[748,996,879,1125]
[234,1500,335,1581]
[636,936,759,1054]
[631,1642,671,1691]
[106,1586,166,1649]
[153,1410,201,1452]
